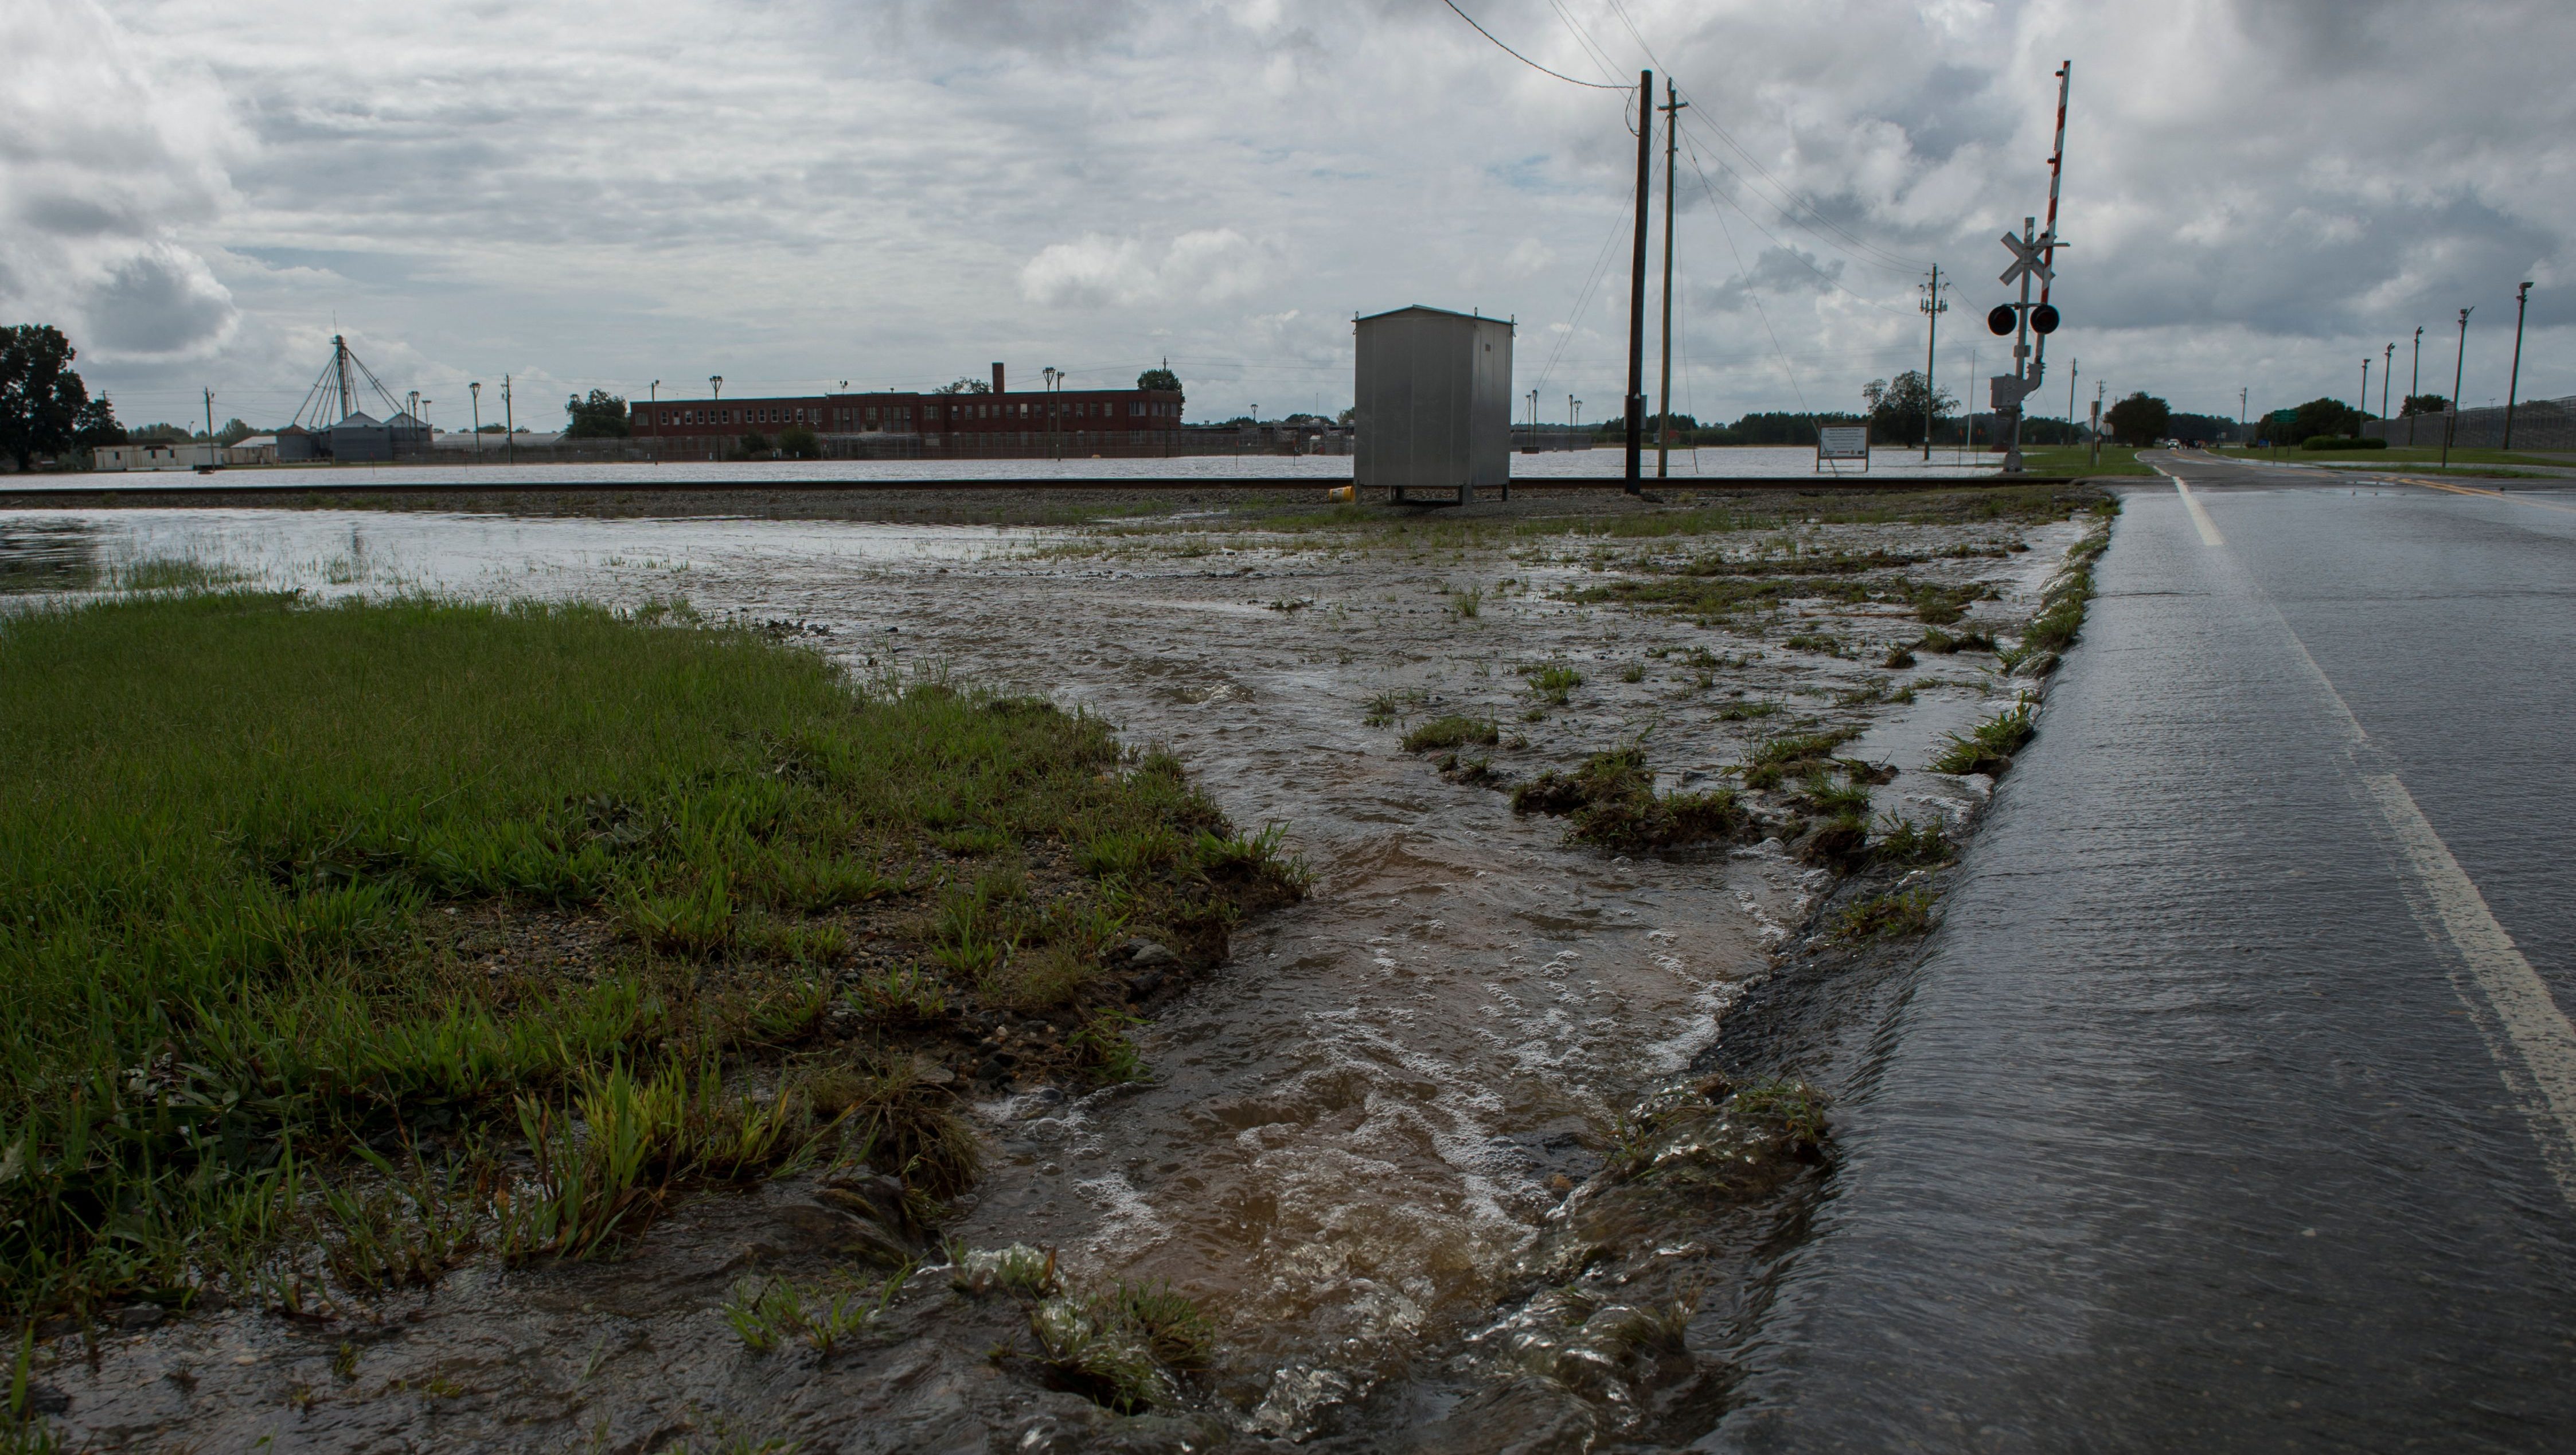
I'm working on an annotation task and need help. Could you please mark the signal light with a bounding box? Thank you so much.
[2031,303,2060,336]
[1987,305,2016,336]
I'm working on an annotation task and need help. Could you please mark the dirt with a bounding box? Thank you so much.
[12,483,2107,1451]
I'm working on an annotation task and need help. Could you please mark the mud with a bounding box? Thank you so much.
[4,486,2101,1450]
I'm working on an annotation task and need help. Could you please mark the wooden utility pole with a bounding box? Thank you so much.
[1625,69,1652,494]
[1919,264,1945,461]
[1657,81,1686,478]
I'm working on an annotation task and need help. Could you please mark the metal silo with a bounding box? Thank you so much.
[1353,305,1514,503]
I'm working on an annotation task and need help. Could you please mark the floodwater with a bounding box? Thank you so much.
[12,445,1994,493]
[1,499,2071,1450]
[1715,463,2576,1452]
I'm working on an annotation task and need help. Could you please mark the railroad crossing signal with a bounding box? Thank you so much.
[1999,228,2056,286]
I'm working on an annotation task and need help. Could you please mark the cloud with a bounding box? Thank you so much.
[0,0,241,362]
[25,0,2576,426]
[1020,229,1271,309]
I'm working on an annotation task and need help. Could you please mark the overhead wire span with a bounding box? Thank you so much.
[1437,1,1632,90]
[1530,202,1637,398]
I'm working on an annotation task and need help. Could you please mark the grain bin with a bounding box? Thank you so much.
[1353,306,1514,504]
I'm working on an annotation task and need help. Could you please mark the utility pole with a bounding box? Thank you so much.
[649,380,660,466]
[1623,69,1653,494]
[503,374,515,466]
[2360,358,2370,432]
[1919,265,1946,461]
[202,387,217,470]
[1656,81,1686,479]
[2505,281,2533,449]
[2381,344,2394,427]
[2068,357,2078,446]
[2409,326,2423,445]
[470,381,482,462]
[2239,386,2247,450]
[2443,307,2470,470]
[2094,381,2106,467]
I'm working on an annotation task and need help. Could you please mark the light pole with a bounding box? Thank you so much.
[710,376,724,459]
[2067,357,2078,450]
[502,375,516,466]
[2409,326,2423,445]
[2443,307,2471,471]
[1043,366,1063,459]
[1919,265,1946,461]
[470,381,482,462]
[2504,282,2533,450]
[2381,343,2394,426]
[2360,358,2370,435]
[202,387,217,470]
[649,380,659,466]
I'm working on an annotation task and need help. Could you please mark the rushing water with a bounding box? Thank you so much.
[3,502,2067,1449]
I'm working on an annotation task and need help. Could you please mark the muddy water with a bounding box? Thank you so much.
[3,501,2076,1449]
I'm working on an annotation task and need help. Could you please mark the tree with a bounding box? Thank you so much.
[1862,370,1958,447]
[2280,397,2363,445]
[73,395,128,449]
[739,430,773,457]
[564,389,631,438]
[778,425,821,459]
[0,324,92,470]
[2103,391,2172,447]
[214,418,253,446]
[1137,365,1182,395]
[932,378,992,395]
[2400,393,2448,417]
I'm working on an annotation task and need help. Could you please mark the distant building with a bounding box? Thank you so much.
[630,367,1185,458]
[92,442,207,471]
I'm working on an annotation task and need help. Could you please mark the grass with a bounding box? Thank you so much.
[1737,730,1861,790]
[1730,1080,1829,1152]
[0,592,1298,1316]
[1523,662,1583,705]
[1870,816,1954,867]
[1930,703,2037,777]
[1400,715,1499,753]
[1509,748,1745,851]
[1832,889,1938,941]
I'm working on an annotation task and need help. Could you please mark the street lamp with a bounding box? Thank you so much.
[2409,326,2424,445]
[1042,366,1063,460]
[2505,282,2534,450]
[649,380,661,466]
[2381,343,2394,424]
[469,381,482,462]
[2443,307,2472,471]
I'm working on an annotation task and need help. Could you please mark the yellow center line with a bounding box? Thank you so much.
[2395,476,2576,514]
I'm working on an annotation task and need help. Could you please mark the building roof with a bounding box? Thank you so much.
[1355,304,1514,329]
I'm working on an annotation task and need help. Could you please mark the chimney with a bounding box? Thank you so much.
[992,362,1005,395]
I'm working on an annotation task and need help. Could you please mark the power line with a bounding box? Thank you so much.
[1677,131,1914,318]
[1437,0,1633,90]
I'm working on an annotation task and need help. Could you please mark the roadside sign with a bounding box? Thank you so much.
[1817,426,1869,473]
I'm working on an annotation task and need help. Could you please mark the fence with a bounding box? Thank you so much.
[2363,395,2576,451]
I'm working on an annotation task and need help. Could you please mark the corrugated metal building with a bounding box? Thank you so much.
[1352,305,1514,503]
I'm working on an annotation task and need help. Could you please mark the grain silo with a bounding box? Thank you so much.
[1352,306,1513,504]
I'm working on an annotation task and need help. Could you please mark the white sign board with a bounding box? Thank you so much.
[1817,426,1869,471]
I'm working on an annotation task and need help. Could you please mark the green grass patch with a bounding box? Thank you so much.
[1832,889,1938,941]
[1509,748,1744,851]
[1400,715,1500,754]
[1523,662,1583,705]
[1930,703,2037,776]
[0,592,1297,1316]
[1737,729,1861,789]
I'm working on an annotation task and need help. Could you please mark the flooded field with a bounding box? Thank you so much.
[0,484,2096,1450]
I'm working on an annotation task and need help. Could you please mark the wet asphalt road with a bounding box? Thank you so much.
[1709,457,2576,1452]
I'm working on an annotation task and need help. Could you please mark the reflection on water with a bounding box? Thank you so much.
[0,524,99,594]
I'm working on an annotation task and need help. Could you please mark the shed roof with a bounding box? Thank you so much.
[1355,304,1514,330]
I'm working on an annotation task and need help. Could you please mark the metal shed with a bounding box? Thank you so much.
[1353,305,1514,504]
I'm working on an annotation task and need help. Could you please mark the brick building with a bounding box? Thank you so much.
[629,364,1184,458]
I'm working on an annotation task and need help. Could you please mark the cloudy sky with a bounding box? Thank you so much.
[6,0,2570,433]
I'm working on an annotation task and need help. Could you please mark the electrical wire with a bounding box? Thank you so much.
[1678,132,1913,318]
[1529,202,1637,399]
[1437,1,1631,89]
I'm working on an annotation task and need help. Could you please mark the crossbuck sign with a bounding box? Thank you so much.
[1998,228,2056,287]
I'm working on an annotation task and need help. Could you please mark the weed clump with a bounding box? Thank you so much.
[1736,730,1861,789]
[1870,816,1954,867]
[1401,715,1500,754]
[1833,889,1938,941]
[1731,1080,1829,1155]
[1511,749,1744,851]
[1523,662,1583,705]
[1930,703,2036,777]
